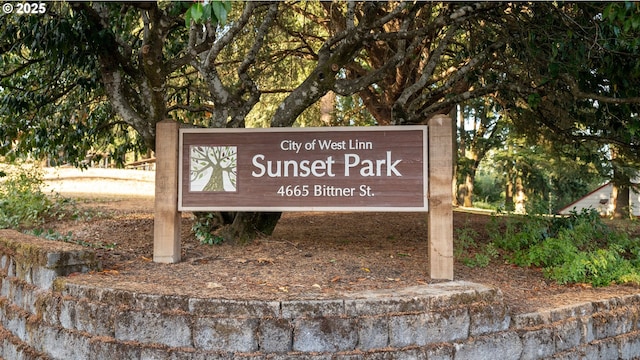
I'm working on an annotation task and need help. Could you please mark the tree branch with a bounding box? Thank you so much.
[413,85,499,124]
[395,23,460,109]
[231,2,280,127]
[561,74,640,105]
[167,104,215,113]
[203,2,259,70]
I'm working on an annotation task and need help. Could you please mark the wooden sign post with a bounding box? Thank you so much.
[153,117,453,280]
[153,120,181,263]
[427,115,454,280]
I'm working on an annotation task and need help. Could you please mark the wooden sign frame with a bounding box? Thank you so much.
[154,115,453,280]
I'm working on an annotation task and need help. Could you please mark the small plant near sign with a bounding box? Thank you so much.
[192,213,225,245]
[27,228,74,242]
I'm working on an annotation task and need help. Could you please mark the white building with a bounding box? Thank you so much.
[558,178,640,217]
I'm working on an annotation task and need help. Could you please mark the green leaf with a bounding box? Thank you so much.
[606,4,618,22]
[212,1,227,25]
[185,9,192,27]
[527,93,541,109]
[203,3,212,22]
[548,62,559,77]
[191,3,204,23]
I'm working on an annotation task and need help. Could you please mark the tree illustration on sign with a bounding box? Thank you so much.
[190,146,237,192]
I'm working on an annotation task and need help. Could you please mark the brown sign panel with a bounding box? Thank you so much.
[178,126,428,211]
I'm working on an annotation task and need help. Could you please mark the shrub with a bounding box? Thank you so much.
[491,208,640,287]
[0,164,52,228]
[455,225,499,268]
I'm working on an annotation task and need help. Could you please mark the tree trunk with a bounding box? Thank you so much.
[612,183,630,219]
[610,145,633,219]
[504,144,515,212]
[462,173,474,207]
[320,91,336,126]
[203,166,224,191]
[458,157,479,208]
[217,212,282,244]
[505,177,514,212]
[612,163,631,219]
[514,176,527,214]
[194,211,282,244]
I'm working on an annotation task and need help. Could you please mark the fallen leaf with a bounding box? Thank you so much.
[257,257,274,264]
[140,256,152,262]
[361,267,370,272]
[235,258,248,264]
[312,284,322,289]
[330,276,341,283]
[206,282,223,289]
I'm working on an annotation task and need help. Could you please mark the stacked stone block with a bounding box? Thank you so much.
[1,229,640,359]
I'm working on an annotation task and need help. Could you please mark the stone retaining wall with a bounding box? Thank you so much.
[1,229,640,359]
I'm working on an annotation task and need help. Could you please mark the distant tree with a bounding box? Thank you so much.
[497,2,640,214]
[456,97,506,207]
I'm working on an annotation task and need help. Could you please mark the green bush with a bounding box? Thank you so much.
[0,165,52,228]
[490,213,549,251]
[492,208,640,287]
[455,225,499,268]
[511,236,579,268]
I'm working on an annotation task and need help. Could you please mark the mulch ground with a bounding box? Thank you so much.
[36,195,640,315]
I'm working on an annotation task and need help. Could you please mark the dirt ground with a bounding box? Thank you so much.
[34,193,640,316]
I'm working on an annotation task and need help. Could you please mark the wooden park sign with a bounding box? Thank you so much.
[154,115,453,280]
[178,126,428,212]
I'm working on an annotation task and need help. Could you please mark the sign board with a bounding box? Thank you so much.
[178,126,428,211]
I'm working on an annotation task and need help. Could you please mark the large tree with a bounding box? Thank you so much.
[2,1,640,239]
[0,1,511,240]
